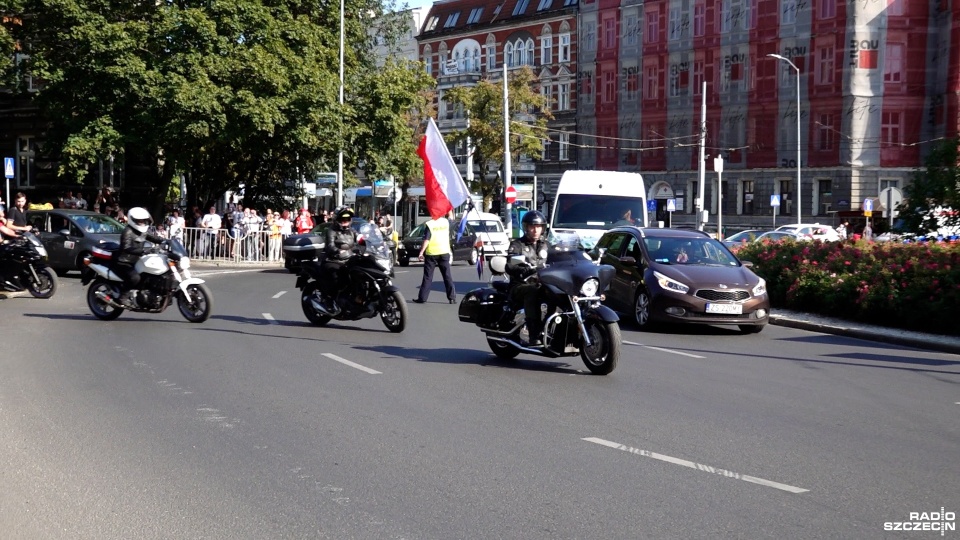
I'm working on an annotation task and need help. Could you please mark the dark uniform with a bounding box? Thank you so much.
[506,234,549,341]
[321,208,358,300]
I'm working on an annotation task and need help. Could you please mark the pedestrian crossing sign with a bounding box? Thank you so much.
[4,157,13,179]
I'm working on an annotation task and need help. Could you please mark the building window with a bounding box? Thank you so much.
[668,8,682,41]
[541,136,549,159]
[816,45,834,85]
[485,45,495,70]
[625,14,638,46]
[584,20,596,51]
[423,45,432,75]
[581,71,594,103]
[563,0,577,6]
[882,111,901,145]
[541,83,553,110]
[693,59,704,94]
[425,16,439,31]
[558,82,570,110]
[644,63,658,100]
[537,0,553,11]
[742,180,755,215]
[645,8,660,43]
[559,33,571,62]
[625,66,639,100]
[513,0,531,16]
[603,16,616,49]
[884,43,903,83]
[443,12,460,28]
[782,0,797,24]
[505,42,514,67]
[603,70,616,103]
[720,0,731,33]
[541,35,552,65]
[17,136,36,187]
[694,3,705,36]
[818,0,835,19]
[817,113,835,151]
[559,132,570,161]
[467,7,483,24]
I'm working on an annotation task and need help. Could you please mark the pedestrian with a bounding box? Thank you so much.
[7,192,31,233]
[167,208,185,244]
[862,221,873,242]
[836,221,848,239]
[199,205,221,257]
[412,210,456,304]
[266,209,282,261]
[295,208,314,234]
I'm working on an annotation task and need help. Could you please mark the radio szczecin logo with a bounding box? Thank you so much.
[884,508,956,535]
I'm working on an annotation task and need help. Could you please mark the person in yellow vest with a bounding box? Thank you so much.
[412,210,457,304]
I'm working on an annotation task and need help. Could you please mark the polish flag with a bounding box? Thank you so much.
[417,117,471,219]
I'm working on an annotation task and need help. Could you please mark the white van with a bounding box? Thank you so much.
[461,211,510,258]
[548,170,648,249]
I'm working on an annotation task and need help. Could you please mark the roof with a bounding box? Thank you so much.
[419,0,577,38]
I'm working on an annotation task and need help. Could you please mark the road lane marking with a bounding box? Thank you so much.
[262,313,279,324]
[322,353,382,375]
[582,437,809,494]
[272,291,287,299]
[623,340,705,359]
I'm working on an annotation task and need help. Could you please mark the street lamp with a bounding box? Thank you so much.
[767,53,802,225]
[337,0,345,207]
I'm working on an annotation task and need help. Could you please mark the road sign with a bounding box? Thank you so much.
[505,185,517,204]
[666,199,676,212]
[771,194,781,207]
[863,198,874,212]
[879,187,903,216]
[647,199,657,212]
[3,157,13,179]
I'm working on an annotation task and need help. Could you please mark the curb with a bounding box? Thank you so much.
[769,316,960,355]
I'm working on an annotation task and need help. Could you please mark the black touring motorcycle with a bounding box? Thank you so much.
[0,230,58,298]
[296,223,408,332]
[458,245,622,375]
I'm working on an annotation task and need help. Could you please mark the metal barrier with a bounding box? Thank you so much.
[179,226,288,265]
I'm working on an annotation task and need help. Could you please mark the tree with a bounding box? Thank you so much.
[444,66,551,205]
[900,138,960,234]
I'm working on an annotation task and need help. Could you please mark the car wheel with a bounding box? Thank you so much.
[467,248,479,266]
[633,288,653,329]
[399,256,409,267]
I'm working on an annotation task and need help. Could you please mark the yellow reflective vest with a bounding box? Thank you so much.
[424,218,452,256]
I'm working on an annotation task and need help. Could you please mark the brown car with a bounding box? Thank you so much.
[592,227,770,333]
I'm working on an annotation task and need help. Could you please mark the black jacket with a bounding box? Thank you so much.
[324,223,358,261]
[506,236,548,279]
[117,226,164,265]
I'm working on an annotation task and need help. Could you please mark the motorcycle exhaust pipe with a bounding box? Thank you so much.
[487,335,542,353]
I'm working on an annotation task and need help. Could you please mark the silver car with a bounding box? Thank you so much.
[25,209,124,275]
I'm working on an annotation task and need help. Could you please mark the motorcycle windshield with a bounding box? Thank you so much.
[358,224,389,258]
[166,238,188,259]
[539,255,614,295]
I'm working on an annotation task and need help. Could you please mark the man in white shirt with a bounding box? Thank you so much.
[200,206,222,257]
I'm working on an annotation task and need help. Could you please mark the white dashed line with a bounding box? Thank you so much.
[322,353,382,375]
[272,291,287,299]
[623,340,705,359]
[582,437,808,494]
[262,313,279,324]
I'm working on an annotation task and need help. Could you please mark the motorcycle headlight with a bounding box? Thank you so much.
[580,278,599,297]
[36,245,48,257]
[179,256,191,270]
[752,277,767,296]
[654,270,690,293]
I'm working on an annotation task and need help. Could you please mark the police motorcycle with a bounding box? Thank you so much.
[457,236,622,375]
[81,236,213,322]
[0,230,58,298]
[296,222,408,333]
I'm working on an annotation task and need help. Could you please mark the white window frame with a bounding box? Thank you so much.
[782,0,796,24]
[559,132,570,161]
[559,34,571,62]
[541,35,552,65]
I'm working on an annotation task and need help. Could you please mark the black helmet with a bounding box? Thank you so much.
[521,210,547,226]
[335,206,355,221]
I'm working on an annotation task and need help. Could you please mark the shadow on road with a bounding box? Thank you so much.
[351,343,586,375]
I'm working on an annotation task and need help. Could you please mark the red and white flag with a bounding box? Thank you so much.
[417,117,471,219]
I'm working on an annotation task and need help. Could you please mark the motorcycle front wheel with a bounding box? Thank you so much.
[380,290,408,333]
[301,283,332,326]
[26,265,58,299]
[580,320,621,375]
[177,283,213,323]
[87,279,124,320]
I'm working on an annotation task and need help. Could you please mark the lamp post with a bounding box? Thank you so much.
[337,0,345,207]
[767,53,802,225]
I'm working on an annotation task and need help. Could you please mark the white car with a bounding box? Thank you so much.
[464,212,510,258]
[775,223,842,242]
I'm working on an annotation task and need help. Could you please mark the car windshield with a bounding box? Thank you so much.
[552,194,645,230]
[466,220,503,233]
[643,237,740,266]
[73,213,124,234]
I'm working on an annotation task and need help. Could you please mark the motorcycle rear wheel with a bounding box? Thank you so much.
[177,283,213,323]
[487,337,520,360]
[301,283,332,326]
[26,266,58,298]
[380,290,407,333]
[580,320,621,375]
[87,279,124,320]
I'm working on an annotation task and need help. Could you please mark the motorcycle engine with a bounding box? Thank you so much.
[137,275,167,309]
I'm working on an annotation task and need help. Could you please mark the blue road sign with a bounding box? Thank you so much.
[863,198,873,212]
[666,199,676,212]
[4,157,13,179]
[647,199,657,212]
[771,194,781,207]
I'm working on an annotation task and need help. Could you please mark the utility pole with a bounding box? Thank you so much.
[697,81,707,231]
[502,63,512,238]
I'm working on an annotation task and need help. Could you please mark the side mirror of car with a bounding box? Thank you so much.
[57,228,70,236]
[740,260,755,268]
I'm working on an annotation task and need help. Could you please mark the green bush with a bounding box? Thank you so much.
[735,239,960,335]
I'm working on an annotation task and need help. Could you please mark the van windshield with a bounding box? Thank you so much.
[467,220,503,233]
[552,194,646,230]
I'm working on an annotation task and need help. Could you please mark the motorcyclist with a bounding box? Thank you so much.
[506,210,549,346]
[320,206,359,309]
[116,207,165,307]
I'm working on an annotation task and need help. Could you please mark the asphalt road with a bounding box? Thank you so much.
[1,263,957,539]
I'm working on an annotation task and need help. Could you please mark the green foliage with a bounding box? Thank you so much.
[736,239,960,335]
[444,66,551,204]
[900,137,960,234]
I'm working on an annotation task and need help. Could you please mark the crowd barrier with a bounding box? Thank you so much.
[175,226,289,265]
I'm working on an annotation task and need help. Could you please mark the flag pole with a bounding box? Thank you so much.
[502,63,512,238]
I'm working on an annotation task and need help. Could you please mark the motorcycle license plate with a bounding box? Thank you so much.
[705,303,742,315]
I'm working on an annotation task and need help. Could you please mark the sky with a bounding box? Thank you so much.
[403,0,435,11]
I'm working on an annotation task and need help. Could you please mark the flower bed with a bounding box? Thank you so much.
[734,239,960,336]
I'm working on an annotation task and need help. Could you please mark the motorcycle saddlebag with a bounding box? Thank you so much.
[458,287,506,326]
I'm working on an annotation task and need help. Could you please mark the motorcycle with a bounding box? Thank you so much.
[297,223,407,333]
[0,230,58,298]
[458,246,621,375]
[81,237,213,322]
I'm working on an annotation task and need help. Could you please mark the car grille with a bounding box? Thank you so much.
[695,289,750,302]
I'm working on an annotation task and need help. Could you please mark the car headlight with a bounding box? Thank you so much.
[580,278,599,297]
[752,277,766,296]
[179,256,191,269]
[654,270,690,293]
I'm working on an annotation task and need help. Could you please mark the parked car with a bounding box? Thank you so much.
[775,223,842,242]
[397,222,480,266]
[721,229,766,250]
[592,227,770,333]
[463,211,510,258]
[282,217,368,273]
[24,209,124,275]
[754,230,805,243]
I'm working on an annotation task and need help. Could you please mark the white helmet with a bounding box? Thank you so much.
[128,207,153,233]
